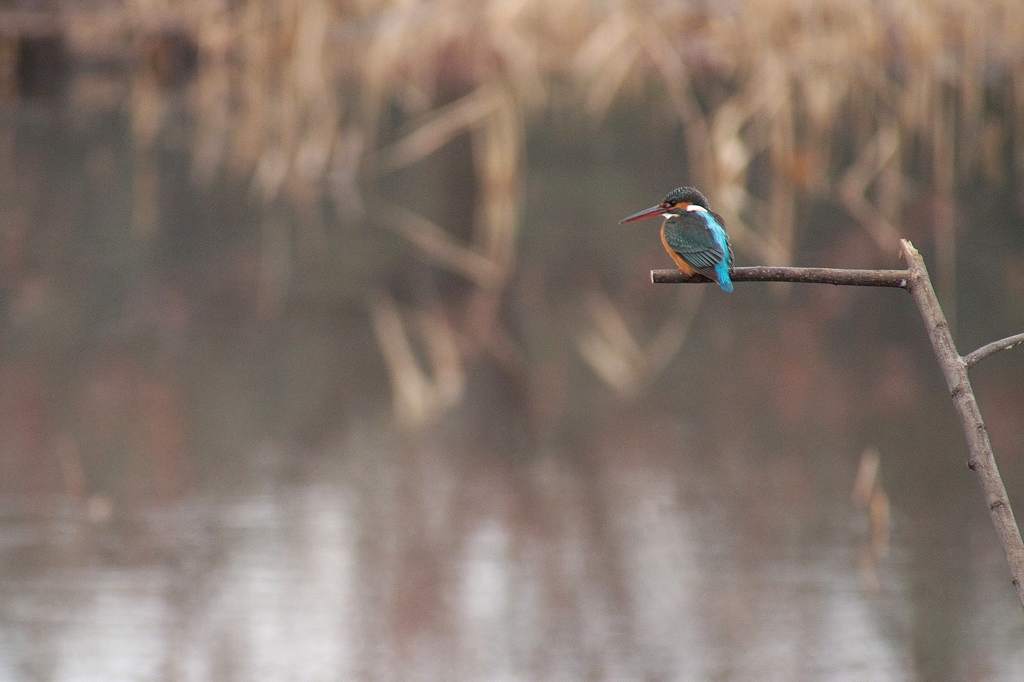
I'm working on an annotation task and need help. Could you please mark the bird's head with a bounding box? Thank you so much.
[619,186,711,224]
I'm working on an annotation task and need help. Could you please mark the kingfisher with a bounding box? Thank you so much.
[620,186,734,292]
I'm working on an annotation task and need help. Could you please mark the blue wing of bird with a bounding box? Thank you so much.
[663,211,734,292]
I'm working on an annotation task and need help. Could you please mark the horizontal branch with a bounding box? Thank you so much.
[651,266,910,287]
[964,332,1024,368]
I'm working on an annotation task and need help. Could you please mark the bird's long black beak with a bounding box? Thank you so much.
[619,204,664,224]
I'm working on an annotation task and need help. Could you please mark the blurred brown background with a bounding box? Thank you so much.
[1,1,1023,679]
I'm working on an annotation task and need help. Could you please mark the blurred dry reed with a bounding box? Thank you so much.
[5,0,1023,425]
[577,289,703,398]
[370,293,465,428]
[9,1,1020,252]
[852,447,891,591]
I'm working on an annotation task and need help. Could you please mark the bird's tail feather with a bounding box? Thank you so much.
[698,268,734,293]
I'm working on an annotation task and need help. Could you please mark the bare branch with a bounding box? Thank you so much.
[651,243,1024,609]
[899,239,1024,608]
[964,332,1024,368]
[651,266,910,287]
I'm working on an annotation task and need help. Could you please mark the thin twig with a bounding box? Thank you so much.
[651,266,910,287]
[964,332,1024,368]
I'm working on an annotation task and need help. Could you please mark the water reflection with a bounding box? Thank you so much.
[1,352,1023,680]
[2,49,1024,682]
[0,432,910,680]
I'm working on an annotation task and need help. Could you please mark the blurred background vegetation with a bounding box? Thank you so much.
[1,0,1023,679]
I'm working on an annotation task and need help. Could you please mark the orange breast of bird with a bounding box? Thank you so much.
[660,222,696,275]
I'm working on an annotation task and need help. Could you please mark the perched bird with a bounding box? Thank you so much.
[620,186,734,292]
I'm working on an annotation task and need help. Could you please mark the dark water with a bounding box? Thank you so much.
[0,92,1023,681]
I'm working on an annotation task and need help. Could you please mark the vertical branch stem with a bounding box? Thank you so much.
[900,239,1024,608]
